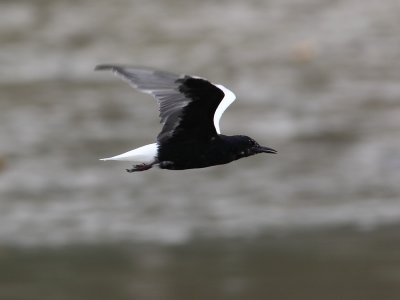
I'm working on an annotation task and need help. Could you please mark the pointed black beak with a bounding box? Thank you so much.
[253,146,277,154]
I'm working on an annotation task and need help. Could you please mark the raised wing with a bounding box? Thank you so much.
[95,65,235,143]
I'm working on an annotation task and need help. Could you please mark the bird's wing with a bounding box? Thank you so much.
[95,65,236,143]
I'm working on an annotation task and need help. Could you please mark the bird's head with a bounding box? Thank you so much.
[232,135,277,158]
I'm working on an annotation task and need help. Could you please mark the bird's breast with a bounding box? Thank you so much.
[158,139,236,170]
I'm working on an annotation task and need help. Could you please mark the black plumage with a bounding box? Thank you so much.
[96,65,276,172]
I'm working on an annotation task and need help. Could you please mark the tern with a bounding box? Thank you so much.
[96,65,276,172]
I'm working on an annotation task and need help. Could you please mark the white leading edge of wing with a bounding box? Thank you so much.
[213,84,236,134]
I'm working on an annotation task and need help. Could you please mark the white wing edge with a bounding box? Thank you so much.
[100,143,158,163]
[213,84,236,134]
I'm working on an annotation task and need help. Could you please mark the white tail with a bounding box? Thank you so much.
[100,143,158,163]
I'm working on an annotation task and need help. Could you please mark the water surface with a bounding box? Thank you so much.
[1,0,400,298]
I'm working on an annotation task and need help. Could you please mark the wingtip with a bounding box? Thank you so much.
[95,64,161,73]
[94,64,115,71]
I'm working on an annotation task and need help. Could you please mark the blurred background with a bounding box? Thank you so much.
[1,0,400,299]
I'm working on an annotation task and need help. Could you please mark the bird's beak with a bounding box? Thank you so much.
[253,146,277,154]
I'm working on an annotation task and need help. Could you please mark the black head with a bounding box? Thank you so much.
[231,135,277,158]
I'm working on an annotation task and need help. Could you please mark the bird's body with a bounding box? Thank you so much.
[96,65,276,172]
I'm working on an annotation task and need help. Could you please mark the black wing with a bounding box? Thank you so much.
[95,65,225,143]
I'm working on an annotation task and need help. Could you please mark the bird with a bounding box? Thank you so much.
[95,65,277,172]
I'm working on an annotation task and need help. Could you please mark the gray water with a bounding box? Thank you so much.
[1,0,400,299]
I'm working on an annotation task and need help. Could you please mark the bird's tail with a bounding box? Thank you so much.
[100,143,158,163]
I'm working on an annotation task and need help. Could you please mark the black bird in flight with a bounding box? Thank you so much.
[96,65,277,172]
